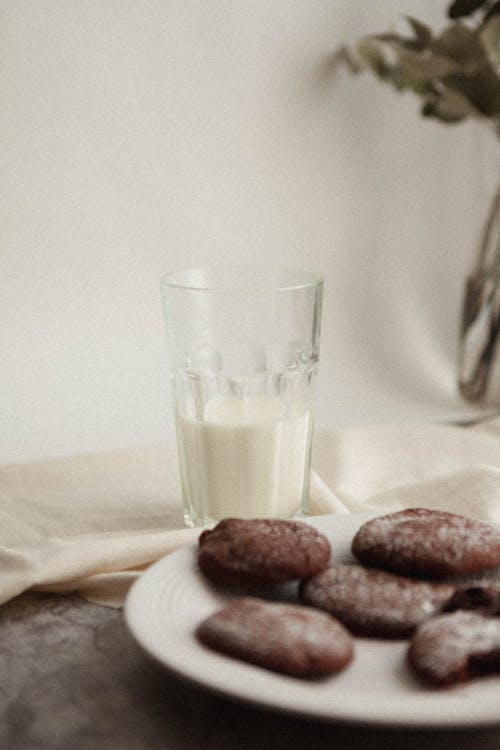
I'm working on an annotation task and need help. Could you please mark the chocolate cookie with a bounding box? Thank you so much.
[352,508,500,579]
[408,611,500,686]
[299,563,455,638]
[196,596,354,676]
[445,582,500,615]
[198,518,331,587]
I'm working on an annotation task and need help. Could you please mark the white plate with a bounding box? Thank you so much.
[125,514,500,728]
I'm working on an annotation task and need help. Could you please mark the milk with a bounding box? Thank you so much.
[175,394,311,526]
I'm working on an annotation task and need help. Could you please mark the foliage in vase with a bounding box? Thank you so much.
[336,0,500,138]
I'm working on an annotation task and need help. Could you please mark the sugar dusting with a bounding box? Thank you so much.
[409,611,500,685]
[352,508,500,576]
[199,518,331,584]
[300,564,454,637]
[197,596,353,675]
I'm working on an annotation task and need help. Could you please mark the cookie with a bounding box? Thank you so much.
[198,518,331,587]
[445,582,500,615]
[299,563,455,638]
[196,596,354,676]
[408,611,500,686]
[352,508,500,579]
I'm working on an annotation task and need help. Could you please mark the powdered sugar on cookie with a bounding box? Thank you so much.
[198,518,331,587]
[196,596,354,676]
[408,611,500,686]
[300,563,454,638]
[352,508,500,578]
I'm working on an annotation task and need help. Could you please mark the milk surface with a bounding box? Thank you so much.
[176,394,311,525]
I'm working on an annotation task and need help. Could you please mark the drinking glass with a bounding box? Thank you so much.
[160,265,323,527]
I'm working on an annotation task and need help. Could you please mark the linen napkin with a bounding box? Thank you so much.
[1,417,500,608]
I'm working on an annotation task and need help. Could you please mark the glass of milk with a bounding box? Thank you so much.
[160,265,323,527]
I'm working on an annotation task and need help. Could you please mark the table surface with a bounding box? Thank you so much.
[1,592,499,750]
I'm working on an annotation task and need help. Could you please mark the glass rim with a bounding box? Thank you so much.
[160,264,323,293]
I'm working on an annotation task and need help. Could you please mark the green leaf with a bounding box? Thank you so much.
[368,31,461,79]
[406,16,433,48]
[448,0,489,19]
[480,16,500,66]
[396,48,459,79]
[422,96,466,122]
[329,45,363,75]
[371,32,420,51]
[447,66,500,115]
[483,0,500,24]
[356,39,389,78]
[424,85,483,122]
[432,22,488,74]
[389,68,432,94]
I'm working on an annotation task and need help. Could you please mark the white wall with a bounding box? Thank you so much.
[1,1,498,464]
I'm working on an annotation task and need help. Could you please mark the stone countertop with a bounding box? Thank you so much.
[1,592,499,750]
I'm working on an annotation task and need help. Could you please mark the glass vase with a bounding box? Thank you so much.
[459,182,500,405]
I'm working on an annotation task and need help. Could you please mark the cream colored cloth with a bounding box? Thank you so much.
[1,418,500,608]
